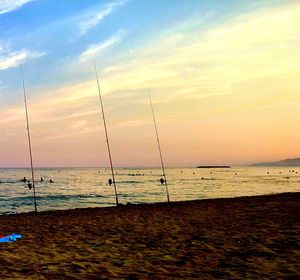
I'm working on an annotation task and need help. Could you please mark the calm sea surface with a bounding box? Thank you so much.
[0,167,299,214]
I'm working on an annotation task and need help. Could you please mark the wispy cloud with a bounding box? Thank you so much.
[78,0,128,35]
[0,0,34,15]
[0,49,46,70]
[78,30,125,64]
[96,3,300,102]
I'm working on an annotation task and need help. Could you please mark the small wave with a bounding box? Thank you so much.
[0,196,34,202]
[118,180,140,184]
[0,211,21,215]
[118,193,141,198]
[143,192,164,197]
[37,193,107,201]
[124,201,148,205]
[0,180,25,184]
[0,193,107,203]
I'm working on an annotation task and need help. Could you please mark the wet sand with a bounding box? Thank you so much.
[0,192,299,279]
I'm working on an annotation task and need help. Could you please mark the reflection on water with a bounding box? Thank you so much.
[0,167,299,213]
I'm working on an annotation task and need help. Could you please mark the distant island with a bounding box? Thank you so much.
[197,166,231,168]
[253,158,300,166]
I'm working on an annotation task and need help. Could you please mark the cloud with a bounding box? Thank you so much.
[58,2,300,127]
[0,0,34,14]
[78,30,125,64]
[36,2,300,116]
[78,0,128,35]
[0,49,46,70]
[94,2,300,104]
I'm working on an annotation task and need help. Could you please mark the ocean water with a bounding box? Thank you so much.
[0,167,299,214]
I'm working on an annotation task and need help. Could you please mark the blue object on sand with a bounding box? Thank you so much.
[0,236,12,243]
[0,233,23,243]
[11,233,22,239]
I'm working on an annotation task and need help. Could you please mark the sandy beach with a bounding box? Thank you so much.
[0,192,299,279]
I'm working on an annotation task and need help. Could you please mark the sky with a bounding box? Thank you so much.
[0,0,299,168]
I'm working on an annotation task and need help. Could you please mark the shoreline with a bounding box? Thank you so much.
[1,191,298,217]
[1,192,299,278]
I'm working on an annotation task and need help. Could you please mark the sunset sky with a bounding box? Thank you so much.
[0,0,299,167]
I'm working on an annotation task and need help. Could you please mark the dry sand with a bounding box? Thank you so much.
[0,192,299,279]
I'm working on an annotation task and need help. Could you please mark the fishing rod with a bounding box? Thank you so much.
[21,65,37,212]
[148,89,170,203]
[93,61,119,206]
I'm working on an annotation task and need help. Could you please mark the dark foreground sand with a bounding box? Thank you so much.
[0,193,299,279]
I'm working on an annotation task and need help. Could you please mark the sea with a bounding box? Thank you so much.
[0,167,299,214]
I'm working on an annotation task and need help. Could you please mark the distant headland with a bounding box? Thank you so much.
[253,158,300,166]
[197,166,231,169]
